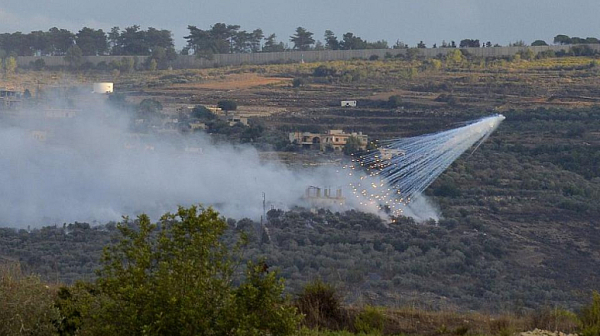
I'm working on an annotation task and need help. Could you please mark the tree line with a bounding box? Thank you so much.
[0,26,175,58]
[3,23,598,60]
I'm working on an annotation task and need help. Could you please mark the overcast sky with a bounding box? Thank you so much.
[1,0,599,49]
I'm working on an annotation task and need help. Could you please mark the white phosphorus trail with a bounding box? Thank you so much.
[346,114,505,219]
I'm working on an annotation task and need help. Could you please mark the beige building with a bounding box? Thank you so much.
[225,115,248,126]
[289,130,368,151]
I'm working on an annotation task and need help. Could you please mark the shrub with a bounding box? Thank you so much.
[580,291,600,336]
[295,280,344,329]
[529,307,579,334]
[388,95,403,108]
[293,77,306,87]
[217,99,238,111]
[0,263,60,335]
[353,305,385,334]
[192,105,216,120]
[489,316,513,336]
[313,65,337,77]
[32,58,46,71]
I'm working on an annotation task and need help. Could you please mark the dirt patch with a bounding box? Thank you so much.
[173,74,292,90]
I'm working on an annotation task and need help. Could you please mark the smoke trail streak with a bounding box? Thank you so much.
[346,114,505,218]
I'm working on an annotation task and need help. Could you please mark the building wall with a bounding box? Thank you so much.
[16,44,600,69]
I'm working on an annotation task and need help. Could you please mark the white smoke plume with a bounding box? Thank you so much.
[0,99,358,227]
[0,95,504,228]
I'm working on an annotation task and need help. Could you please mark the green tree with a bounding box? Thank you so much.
[554,34,572,45]
[3,56,17,75]
[192,105,216,120]
[292,77,306,87]
[531,40,548,46]
[137,98,163,120]
[290,27,315,51]
[47,27,75,55]
[218,99,238,111]
[343,135,364,155]
[460,39,480,48]
[64,45,83,69]
[580,291,600,336]
[75,27,108,55]
[445,49,465,66]
[147,58,157,71]
[340,32,367,50]
[77,206,299,335]
[324,30,339,50]
[388,95,403,108]
[120,56,135,72]
[263,34,285,52]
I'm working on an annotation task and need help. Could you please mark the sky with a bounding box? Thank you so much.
[1,1,599,49]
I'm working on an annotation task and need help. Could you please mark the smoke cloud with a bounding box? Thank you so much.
[0,93,450,228]
[0,104,354,228]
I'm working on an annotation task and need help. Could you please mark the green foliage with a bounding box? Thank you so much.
[293,77,307,87]
[137,98,163,120]
[75,27,108,56]
[489,317,513,336]
[580,291,600,336]
[57,206,300,335]
[147,58,157,71]
[30,58,46,70]
[388,95,403,108]
[406,48,420,61]
[353,305,385,334]
[0,263,60,335]
[313,65,337,77]
[343,135,364,155]
[218,99,238,111]
[64,45,83,68]
[295,280,343,329]
[291,27,315,51]
[445,49,465,67]
[119,56,134,72]
[192,104,216,120]
[531,40,548,46]
[227,261,301,335]
[518,48,535,61]
[3,56,17,75]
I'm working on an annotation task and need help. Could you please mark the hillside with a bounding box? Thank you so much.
[1,54,599,312]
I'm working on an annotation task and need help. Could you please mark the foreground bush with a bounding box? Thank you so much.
[56,205,300,335]
[580,291,600,336]
[295,280,345,329]
[0,263,59,335]
[353,306,385,334]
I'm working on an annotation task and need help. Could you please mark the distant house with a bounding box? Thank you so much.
[302,186,346,207]
[225,115,248,126]
[0,89,22,110]
[189,122,207,131]
[341,100,357,107]
[43,109,79,119]
[289,130,368,151]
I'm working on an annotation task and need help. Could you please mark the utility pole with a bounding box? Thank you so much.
[261,192,266,226]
